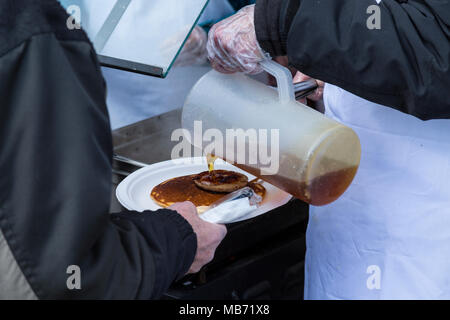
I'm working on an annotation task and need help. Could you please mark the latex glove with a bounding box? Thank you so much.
[168,202,227,274]
[175,26,208,67]
[207,5,267,74]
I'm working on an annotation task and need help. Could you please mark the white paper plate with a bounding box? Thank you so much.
[116,157,292,224]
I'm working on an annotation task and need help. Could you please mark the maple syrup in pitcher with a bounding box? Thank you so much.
[182,60,361,206]
[235,158,358,206]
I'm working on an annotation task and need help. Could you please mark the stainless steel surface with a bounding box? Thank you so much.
[112,154,147,177]
[112,108,198,164]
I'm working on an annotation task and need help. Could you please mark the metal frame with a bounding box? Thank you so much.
[92,0,165,77]
[93,0,132,52]
[92,0,210,78]
[99,54,164,78]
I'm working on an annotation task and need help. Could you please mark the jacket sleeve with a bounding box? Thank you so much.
[255,0,450,120]
[0,23,196,299]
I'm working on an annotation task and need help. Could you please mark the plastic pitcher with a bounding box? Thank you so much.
[182,60,361,206]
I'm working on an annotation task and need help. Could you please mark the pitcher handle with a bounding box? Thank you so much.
[259,59,295,104]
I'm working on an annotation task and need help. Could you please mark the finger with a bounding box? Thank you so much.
[306,82,324,102]
[210,60,236,74]
[293,71,310,83]
[208,34,239,73]
[307,89,323,102]
[180,201,196,210]
[167,203,182,211]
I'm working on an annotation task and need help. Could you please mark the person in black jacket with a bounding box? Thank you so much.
[0,0,226,299]
[208,0,450,120]
[207,0,450,299]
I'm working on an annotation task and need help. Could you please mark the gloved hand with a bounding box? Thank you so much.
[175,26,208,66]
[207,5,267,74]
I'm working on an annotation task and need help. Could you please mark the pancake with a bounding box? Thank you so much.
[193,170,248,193]
[151,174,223,209]
[150,172,266,213]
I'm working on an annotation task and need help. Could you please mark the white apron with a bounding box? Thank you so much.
[304,84,450,299]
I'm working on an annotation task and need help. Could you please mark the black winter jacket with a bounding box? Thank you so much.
[0,0,196,299]
[255,0,450,120]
